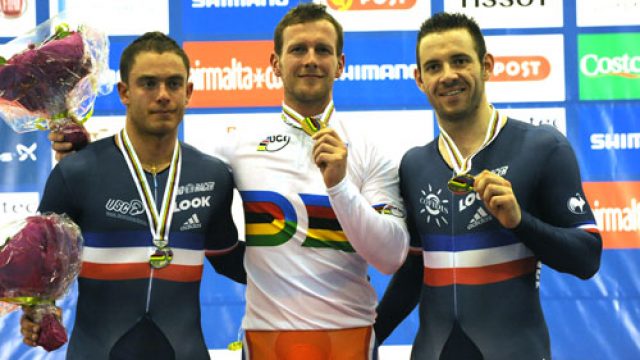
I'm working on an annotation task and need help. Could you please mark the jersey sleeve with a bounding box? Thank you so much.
[204,163,239,253]
[38,163,81,221]
[327,138,409,275]
[513,129,602,279]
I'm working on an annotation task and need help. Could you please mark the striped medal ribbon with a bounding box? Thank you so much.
[280,101,334,136]
[116,129,182,269]
[439,107,505,195]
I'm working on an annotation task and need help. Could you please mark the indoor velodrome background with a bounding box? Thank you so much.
[1,0,639,359]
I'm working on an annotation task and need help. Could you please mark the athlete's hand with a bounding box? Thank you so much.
[20,305,62,347]
[312,128,347,188]
[473,170,521,229]
[49,131,75,162]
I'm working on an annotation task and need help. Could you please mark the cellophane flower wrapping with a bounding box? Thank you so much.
[0,213,83,351]
[0,15,112,150]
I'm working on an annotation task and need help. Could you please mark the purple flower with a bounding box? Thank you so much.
[0,31,91,114]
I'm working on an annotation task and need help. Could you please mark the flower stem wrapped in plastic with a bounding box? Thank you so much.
[0,16,112,150]
[0,213,83,351]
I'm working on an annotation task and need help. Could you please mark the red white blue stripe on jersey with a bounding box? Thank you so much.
[79,231,232,282]
[421,229,536,286]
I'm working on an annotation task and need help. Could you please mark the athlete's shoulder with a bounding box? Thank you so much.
[400,140,437,168]
[505,118,568,149]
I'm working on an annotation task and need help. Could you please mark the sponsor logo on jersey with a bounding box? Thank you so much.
[326,0,416,11]
[257,134,291,152]
[583,181,640,249]
[491,56,551,82]
[177,182,216,196]
[567,193,587,214]
[467,206,493,230]
[180,213,202,231]
[492,165,509,177]
[105,199,146,216]
[419,184,449,227]
[173,196,212,213]
[578,33,640,100]
[104,199,147,226]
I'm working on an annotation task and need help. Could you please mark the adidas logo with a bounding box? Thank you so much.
[180,213,202,231]
[467,206,492,230]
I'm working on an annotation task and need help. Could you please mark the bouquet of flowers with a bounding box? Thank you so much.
[0,213,83,351]
[0,16,112,150]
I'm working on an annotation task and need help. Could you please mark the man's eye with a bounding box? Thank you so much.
[425,64,440,72]
[142,80,157,89]
[167,80,182,90]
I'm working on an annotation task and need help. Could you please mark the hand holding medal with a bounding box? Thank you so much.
[447,173,475,195]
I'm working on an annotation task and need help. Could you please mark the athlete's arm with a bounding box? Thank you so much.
[313,129,409,274]
[509,133,601,279]
[374,250,422,344]
[206,241,246,284]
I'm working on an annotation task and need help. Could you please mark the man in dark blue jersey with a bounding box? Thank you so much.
[374,13,603,360]
[20,32,245,359]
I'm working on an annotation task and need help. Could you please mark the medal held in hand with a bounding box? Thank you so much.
[447,173,475,195]
[439,108,505,195]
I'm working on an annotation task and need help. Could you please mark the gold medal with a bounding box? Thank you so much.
[281,101,334,136]
[149,247,173,269]
[447,173,475,195]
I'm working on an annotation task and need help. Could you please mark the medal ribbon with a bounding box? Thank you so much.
[439,107,505,176]
[280,101,335,136]
[116,130,182,249]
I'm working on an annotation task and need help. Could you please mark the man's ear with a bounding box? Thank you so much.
[335,53,345,78]
[185,82,194,105]
[117,82,129,106]
[414,67,425,91]
[482,53,494,81]
[270,52,281,77]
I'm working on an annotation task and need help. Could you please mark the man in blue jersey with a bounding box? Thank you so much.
[374,12,603,360]
[20,32,245,359]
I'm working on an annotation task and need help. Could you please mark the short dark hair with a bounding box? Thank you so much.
[119,31,190,84]
[416,12,486,70]
[273,3,343,57]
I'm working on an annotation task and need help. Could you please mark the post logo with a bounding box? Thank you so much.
[185,41,283,108]
[327,0,416,11]
[491,56,551,81]
[583,181,640,249]
[578,33,640,100]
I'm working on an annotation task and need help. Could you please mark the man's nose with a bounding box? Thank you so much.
[156,84,171,103]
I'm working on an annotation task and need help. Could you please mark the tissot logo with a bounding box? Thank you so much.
[460,0,546,8]
[257,134,290,152]
[491,56,550,81]
[327,0,416,11]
